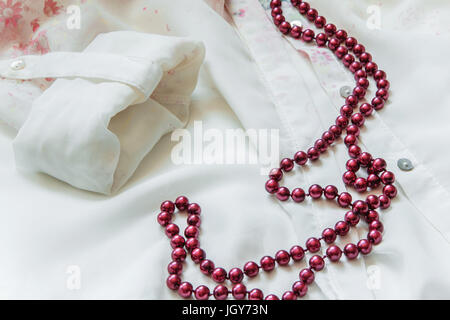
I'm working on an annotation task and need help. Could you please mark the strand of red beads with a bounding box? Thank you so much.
[158,0,395,300]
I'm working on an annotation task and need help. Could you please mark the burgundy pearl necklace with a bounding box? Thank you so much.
[158,0,395,300]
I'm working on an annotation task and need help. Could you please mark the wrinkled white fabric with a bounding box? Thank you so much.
[9,32,204,194]
[0,0,450,300]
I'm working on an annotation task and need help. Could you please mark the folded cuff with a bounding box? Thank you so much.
[10,31,205,194]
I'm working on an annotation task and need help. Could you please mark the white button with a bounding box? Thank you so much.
[340,86,352,98]
[291,20,303,28]
[397,158,413,171]
[10,59,25,71]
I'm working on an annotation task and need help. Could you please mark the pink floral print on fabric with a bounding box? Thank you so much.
[0,0,23,27]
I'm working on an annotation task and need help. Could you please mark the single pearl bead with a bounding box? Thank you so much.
[271,6,282,18]
[178,282,193,298]
[383,184,398,199]
[306,237,321,253]
[374,70,387,81]
[376,88,390,101]
[357,239,372,255]
[329,124,342,137]
[302,29,315,42]
[343,171,357,185]
[184,225,199,238]
[377,79,390,90]
[353,86,366,99]
[298,2,310,13]
[359,52,372,64]
[326,245,342,262]
[309,255,325,271]
[265,294,280,300]
[232,284,247,300]
[353,44,365,56]
[335,29,348,41]
[340,104,353,117]
[279,21,291,34]
[306,8,318,21]
[338,192,353,207]
[336,115,349,128]
[292,281,308,297]
[212,267,227,283]
[213,285,229,300]
[269,168,283,181]
[324,23,337,36]
[166,274,181,290]
[315,16,327,28]
[199,259,215,275]
[380,171,395,185]
[335,221,350,236]
[291,188,306,202]
[346,124,360,137]
[349,61,362,73]
[345,37,357,49]
[275,250,291,266]
[316,33,328,46]
[157,211,172,227]
[309,184,323,199]
[282,291,297,300]
[365,61,378,75]
[229,268,244,284]
[307,147,320,160]
[354,177,368,193]
[191,248,205,263]
[187,214,201,227]
[243,261,260,277]
[171,247,187,262]
[168,261,183,275]
[194,285,210,300]
[290,245,305,261]
[344,134,357,147]
[161,200,175,214]
[368,230,383,245]
[346,95,358,107]
[314,138,328,153]
[352,200,369,215]
[322,228,337,244]
[346,159,360,172]
[187,203,201,215]
[345,210,360,226]
[290,25,302,38]
[299,268,315,284]
[372,158,387,172]
[372,97,385,110]
[170,235,185,248]
[369,220,384,233]
[270,0,281,8]
[260,256,276,271]
[276,187,291,201]
[365,210,379,223]
[324,185,338,199]
[351,113,365,127]
[165,223,180,238]
[265,179,279,194]
[175,196,189,211]
[366,195,380,209]
[358,152,372,167]
[357,78,370,89]
[322,131,336,145]
[348,145,362,158]
[328,37,340,51]
[248,288,264,300]
[354,69,367,80]
[379,195,391,209]
[280,158,294,172]
[344,243,359,260]
[336,46,349,59]
[367,174,381,189]
[273,14,285,26]
[185,237,199,252]
[294,151,308,165]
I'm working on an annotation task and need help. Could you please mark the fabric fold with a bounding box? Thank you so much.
[11,31,205,194]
